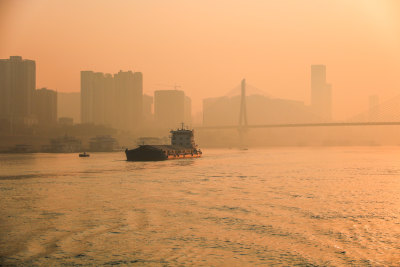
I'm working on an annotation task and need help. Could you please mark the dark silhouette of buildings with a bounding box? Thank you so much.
[114,71,143,130]
[58,117,74,126]
[89,135,117,152]
[78,70,196,133]
[81,71,113,126]
[33,88,57,125]
[102,73,115,127]
[0,56,36,125]
[311,65,332,120]
[203,94,317,126]
[80,70,143,131]
[154,90,191,128]
[46,135,82,153]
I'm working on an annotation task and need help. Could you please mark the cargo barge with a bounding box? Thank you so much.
[125,126,202,161]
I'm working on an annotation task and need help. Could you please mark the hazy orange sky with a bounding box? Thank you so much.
[1,0,400,119]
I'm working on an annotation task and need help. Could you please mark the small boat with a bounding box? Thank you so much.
[79,152,90,157]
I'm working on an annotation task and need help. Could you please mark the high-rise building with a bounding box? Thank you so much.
[154,90,185,128]
[81,71,95,124]
[81,70,143,130]
[92,72,106,125]
[114,71,143,130]
[311,65,332,120]
[33,88,57,125]
[0,56,36,124]
[103,73,115,126]
[81,71,115,126]
[132,72,143,129]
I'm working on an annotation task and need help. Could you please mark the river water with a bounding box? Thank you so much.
[0,148,399,266]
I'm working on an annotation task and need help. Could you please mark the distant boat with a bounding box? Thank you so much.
[79,152,90,157]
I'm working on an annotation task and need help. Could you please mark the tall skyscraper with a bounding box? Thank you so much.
[154,90,186,128]
[132,72,143,128]
[0,56,36,124]
[92,72,106,125]
[103,73,115,126]
[311,65,332,120]
[33,88,57,125]
[81,71,95,124]
[114,71,143,130]
[81,71,115,126]
[81,70,142,130]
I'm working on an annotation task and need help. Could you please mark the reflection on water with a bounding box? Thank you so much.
[0,148,400,266]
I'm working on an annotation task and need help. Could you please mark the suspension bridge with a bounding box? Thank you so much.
[196,79,400,130]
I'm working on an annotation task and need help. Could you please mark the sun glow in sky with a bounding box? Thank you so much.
[1,0,399,119]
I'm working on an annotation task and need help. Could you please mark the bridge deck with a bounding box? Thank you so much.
[196,122,400,130]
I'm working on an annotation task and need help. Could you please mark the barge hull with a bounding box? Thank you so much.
[125,145,202,161]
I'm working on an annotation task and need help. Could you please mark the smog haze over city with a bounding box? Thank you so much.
[1,0,400,266]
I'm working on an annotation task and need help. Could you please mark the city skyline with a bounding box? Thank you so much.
[1,0,399,119]
[1,2,400,265]
[2,54,395,127]
[4,54,400,127]
[1,55,397,121]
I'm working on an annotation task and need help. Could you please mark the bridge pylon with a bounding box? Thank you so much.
[238,78,248,148]
[239,79,248,127]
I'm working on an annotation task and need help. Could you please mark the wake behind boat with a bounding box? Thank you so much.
[125,126,202,161]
